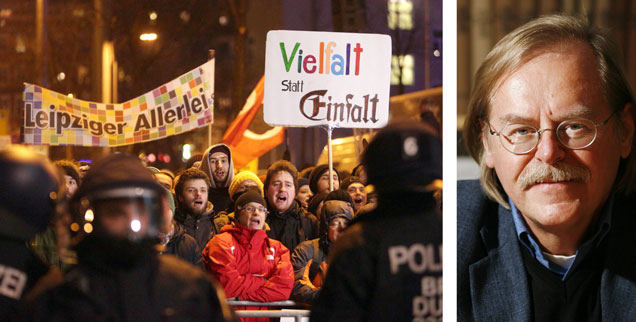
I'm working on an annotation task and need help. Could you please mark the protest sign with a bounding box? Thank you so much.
[23,59,214,146]
[263,30,391,128]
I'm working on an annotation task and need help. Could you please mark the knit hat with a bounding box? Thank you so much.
[298,178,309,188]
[235,189,266,209]
[308,164,340,194]
[55,160,81,186]
[307,192,329,217]
[340,176,363,190]
[229,171,264,201]
[363,121,442,193]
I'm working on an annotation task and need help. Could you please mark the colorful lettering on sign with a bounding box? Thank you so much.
[279,42,364,76]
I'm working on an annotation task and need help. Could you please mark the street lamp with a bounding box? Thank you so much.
[139,33,158,41]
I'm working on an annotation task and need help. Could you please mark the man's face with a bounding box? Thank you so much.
[237,201,267,230]
[209,152,229,184]
[347,183,367,211]
[155,173,173,190]
[484,41,633,253]
[327,217,348,243]
[317,171,339,193]
[266,171,296,213]
[178,179,208,215]
[296,185,313,207]
[64,175,78,199]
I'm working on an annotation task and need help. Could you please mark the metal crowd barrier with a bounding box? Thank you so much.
[227,300,310,322]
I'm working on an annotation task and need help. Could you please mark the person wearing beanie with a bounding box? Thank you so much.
[290,199,354,304]
[28,153,234,321]
[211,171,265,232]
[202,189,294,322]
[154,170,175,191]
[308,164,340,195]
[184,154,203,170]
[264,160,318,253]
[307,192,329,219]
[311,121,442,322]
[340,175,367,212]
[199,143,235,213]
[228,171,264,202]
[351,164,367,186]
[157,187,200,267]
[55,160,81,200]
[295,178,313,208]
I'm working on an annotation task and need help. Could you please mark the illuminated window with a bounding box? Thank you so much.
[391,55,414,85]
[388,0,413,30]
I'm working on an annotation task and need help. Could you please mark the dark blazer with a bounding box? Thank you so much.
[457,179,636,321]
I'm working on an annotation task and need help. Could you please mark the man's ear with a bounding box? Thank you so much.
[481,121,496,168]
[620,103,635,159]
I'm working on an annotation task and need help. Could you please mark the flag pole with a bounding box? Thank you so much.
[326,124,334,192]
[208,50,215,148]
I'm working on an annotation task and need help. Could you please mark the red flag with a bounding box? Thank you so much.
[222,75,284,170]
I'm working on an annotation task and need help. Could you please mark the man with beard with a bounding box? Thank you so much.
[264,160,318,253]
[199,143,235,213]
[26,153,235,321]
[458,15,636,320]
[174,168,218,250]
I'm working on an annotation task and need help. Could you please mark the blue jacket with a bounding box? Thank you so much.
[458,179,636,321]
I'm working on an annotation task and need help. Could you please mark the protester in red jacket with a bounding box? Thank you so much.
[203,190,293,321]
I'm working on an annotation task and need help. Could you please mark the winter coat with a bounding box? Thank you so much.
[202,223,294,322]
[290,238,326,304]
[160,223,202,267]
[266,200,318,253]
[174,201,218,250]
[25,252,235,322]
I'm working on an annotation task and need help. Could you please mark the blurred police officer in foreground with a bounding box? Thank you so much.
[0,146,63,321]
[27,153,235,322]
[311,121,443,321]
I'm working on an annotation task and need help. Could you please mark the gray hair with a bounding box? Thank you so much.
[463,14,636,207]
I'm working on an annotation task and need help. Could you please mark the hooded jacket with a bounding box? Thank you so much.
[202,222,293,322]
[265,199,318,253]
[290,200,354,303]
[199,144,235,213]
[174,201,217,250]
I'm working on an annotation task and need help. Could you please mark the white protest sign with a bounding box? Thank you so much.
[264,30,391,128]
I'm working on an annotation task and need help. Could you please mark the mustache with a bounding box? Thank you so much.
[518,162,590,189]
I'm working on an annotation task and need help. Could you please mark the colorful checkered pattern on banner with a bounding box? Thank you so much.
[22,60,214,147]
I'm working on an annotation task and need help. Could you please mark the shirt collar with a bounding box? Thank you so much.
[510,194,613,279]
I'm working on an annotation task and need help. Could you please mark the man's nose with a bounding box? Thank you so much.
[535,129,566,164]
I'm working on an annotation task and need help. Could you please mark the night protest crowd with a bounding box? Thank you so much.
[0,120,442,321]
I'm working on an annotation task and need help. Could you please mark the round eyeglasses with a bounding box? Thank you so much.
[487,110,618,155]
[240,205,269,214]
